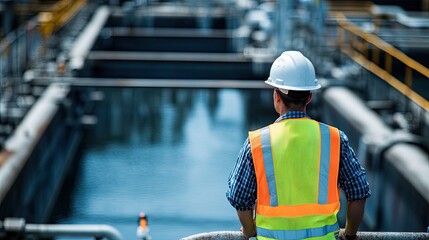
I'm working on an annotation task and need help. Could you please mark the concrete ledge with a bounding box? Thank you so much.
[0,84,69,203]
[70,6,110,71]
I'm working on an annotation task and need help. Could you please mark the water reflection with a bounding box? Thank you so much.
[53,88,276,239]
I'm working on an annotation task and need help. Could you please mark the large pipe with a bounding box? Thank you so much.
[322,86,429,231]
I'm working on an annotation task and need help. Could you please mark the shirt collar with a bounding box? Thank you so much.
[274,111,310,123]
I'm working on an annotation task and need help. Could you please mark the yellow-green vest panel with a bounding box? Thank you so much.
[249,118,341,239]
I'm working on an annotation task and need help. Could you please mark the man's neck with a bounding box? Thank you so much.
[279,107,306,116]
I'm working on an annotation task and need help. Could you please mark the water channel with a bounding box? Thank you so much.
[52,87,277,239]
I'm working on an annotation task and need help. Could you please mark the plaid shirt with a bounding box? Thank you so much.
[226,111,371,211]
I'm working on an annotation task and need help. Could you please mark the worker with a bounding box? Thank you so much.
[136,212,151,240]
[226,51,370,240]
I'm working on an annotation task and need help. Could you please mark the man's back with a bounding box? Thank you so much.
[249,118,341,239]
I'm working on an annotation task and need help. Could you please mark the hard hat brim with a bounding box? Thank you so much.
[265,79,321,91]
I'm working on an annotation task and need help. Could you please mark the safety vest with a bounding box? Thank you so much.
[249,118,341,240]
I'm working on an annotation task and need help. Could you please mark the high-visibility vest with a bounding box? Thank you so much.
[249,118,341,240]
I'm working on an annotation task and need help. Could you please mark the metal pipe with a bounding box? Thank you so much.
[69,6,110,72]
[1,218,123,240]
[369,131,429,229]
[181,231,245,240]
[357,231,429,239]
[24,223,124,240]
[276,0,293,52]
[181,231,429,240]
[31,77,269,89]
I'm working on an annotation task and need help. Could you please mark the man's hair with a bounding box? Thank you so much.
[275,89,311,107]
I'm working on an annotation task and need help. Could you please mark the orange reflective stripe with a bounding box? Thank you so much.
[327,127,340,203]
[249,129,270,206]
[256,202,340,217]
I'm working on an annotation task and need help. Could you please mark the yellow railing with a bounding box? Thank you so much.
[38,0,87,38]
[335,13,429,112]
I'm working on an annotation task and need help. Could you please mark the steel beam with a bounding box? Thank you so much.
[31,78,269,89]
[88,51,249,62]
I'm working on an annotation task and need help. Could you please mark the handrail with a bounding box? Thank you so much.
[38,0,87,38]
[0,218,123,240]
[69,6,111,72]
[336,13,429,78]
[181,231,245,240]
[24,224,123,240]
[340,47,429,112]
[335,13,429,112]
[181,230,429,240]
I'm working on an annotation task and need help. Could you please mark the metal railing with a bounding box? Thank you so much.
[0,0,87,88]
[181,230,429,240]
[335,13,429,112]
[0,18,41,81]
[0,218,123,240]
[0,0,90,143]
[0,0,88,80]
[0,17,42,139]
[38,0,87,39]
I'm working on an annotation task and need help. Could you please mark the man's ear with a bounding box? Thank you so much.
[274,90,282,104]
[306,93,313,105]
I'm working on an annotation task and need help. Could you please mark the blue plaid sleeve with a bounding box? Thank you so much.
[226,137,257,211]
[338,131,371,201]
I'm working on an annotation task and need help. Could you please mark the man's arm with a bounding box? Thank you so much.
[226,138,257,238]
[237,210,256,239]
[338,132,370,239]
[339,198,366,239]
[344,199,366,237]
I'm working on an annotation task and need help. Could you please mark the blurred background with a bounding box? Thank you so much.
[0,0,428,239]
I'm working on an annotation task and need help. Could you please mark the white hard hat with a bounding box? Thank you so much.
[265,51,320,93]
